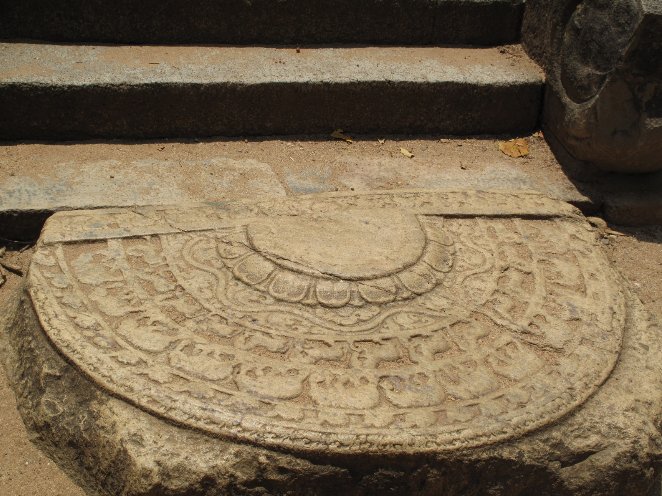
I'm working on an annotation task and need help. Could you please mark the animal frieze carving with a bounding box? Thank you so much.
[28,191,624,454]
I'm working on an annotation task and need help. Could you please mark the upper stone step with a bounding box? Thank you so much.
[0,43,543,139]
[0,0,524,46]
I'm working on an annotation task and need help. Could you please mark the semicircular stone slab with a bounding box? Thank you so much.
[13,190,662,494]
[25,190,623,450]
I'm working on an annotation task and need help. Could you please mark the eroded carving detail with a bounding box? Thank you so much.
[214,213,454,307]
[28,191,624,454]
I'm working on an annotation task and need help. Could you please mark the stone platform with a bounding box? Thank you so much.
[4,190,662,495]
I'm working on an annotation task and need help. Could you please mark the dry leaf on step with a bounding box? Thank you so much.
[331,129,353,143]
[400,147,414,158]
[499,138,529,158]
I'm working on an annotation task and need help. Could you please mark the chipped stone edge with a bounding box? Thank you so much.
[38,189,582,245]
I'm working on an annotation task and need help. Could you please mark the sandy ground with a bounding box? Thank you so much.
[603,224,662,318]
[0,213,660,496]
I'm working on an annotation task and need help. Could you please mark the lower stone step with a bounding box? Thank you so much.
[0,135,591,239]
[0,43,543,139]
[4,190,661,495]
[2,135,661,242]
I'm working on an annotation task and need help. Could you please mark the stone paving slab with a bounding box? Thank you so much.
[3,190,661,495]
[542,134,662,226]
[0,157,286,211]
[599,174,662,226]
[2,135,659,239]
[0,43,543,138]
[0,156,286,241]
[0,135,594,241]
[311,158,592,207]
[604,192,662,226]
[0,0,524,45]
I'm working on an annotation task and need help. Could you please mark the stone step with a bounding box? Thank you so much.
[0,0,524,46]
[4,134,660,242]
[0,136,586,222]
[0,43,543,139]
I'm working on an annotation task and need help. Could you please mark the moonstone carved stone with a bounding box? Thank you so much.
[4,191,662,495]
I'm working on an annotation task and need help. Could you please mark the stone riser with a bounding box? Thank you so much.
[0,81,542,139]
[0,0,524,45]
[0,44,543,139]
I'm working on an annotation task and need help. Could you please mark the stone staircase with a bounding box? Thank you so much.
[0,0,539,139]
[0,0,659,236]
[1,4,662,496]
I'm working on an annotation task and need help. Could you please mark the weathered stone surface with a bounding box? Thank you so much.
[540,132,662,225]
[327,158,593,210]
[0,0,524,46]
[523,0,662,173]
[596,168,662,226]
[603,191,662,226]
[0,44,543,138]
[0,157,285,211]
[0,136,597,234]
[4,190,662,495]
[0,156,286,241]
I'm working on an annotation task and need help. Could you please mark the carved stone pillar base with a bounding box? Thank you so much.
[524,0,662,173]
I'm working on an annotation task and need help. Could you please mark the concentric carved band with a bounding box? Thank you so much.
[28,191,624,455]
